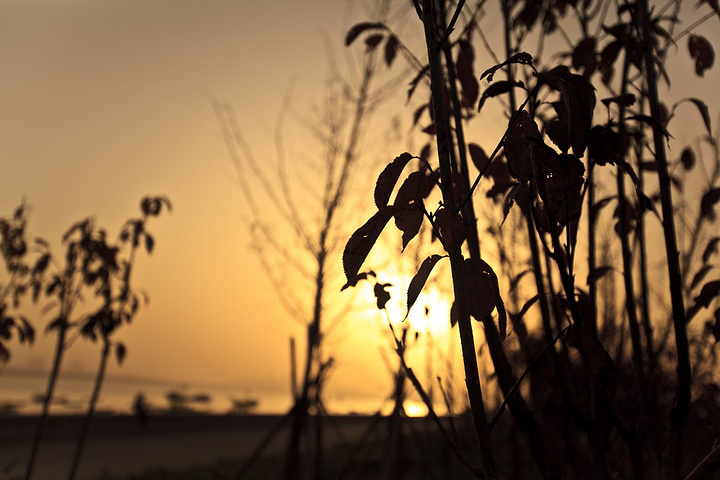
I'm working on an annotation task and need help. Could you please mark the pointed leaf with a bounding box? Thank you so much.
[374,152,414,209]
[365,34,383,51]
[345,22,384,46]
[468,143,488,172]
[587,266,613,285]
[681,97,713,136]
[501,183,522,226]
[694,280,720,309]
[690,266,713,290]
[407,254,445,318]
[449,300,458,328]
[463,258,500,321]
[394,204,424,252]
[478,80,523,112]
[702,237,720,264]
[342,206,396,290]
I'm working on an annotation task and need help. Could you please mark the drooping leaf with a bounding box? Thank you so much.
[385,35,399,66]
[144,233,154,254]
[406,254,445,318]
[698,280,720,306]
[701,187,720,221]
[539,66,596,157]
[374,152,414,209]
[680,147,695,170]
[688,34,714,77]
[502,183,522,226]
[374,283,393,310]
[480,52,534,83]
[587,266,613,285]
[364,34,384,51]
[345,22,384,46]
[676,98,713,137]
[462,258,500,321]
[394,204,424,252]
[702,237,720,264]
[477,80,524,112]
[456,40,479,107]
[116,342,127,365]
[690,265,713,290]
[510,294,539,324]
[342,206,396,290]
[504,110,540,182]
[468,143,488,172]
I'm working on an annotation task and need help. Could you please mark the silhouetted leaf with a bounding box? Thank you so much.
[502,183,522,225]
[468,143,488,172]
[395,204,424,252]
[407,254,445,318]
[407,65,430,102]
[539,150,586,225]
[510,269,533,292]
[456,40,479,107]
[599,39,622,85]
[691,266,713,290]
[628,114,671,139]
[539,66,596,157]
[511,295,539,324]
[693,281,720,310]
[395,170,437,206]
[680,148,695,170]
[422,124,436,135]
[480,52,534,83]
[435,208,469,251]
[477,81,524,112]
[713,306,720,342]
[676,98,713,137]
[587,125,623,167]
[701,187,720,221]
[342,206,396,290]
[462,258,500,321]
[365,34,383,51]
[601,94,636,108]
[450,301,458,328]
[703,237,720,264]
[144,234,154,254]
[504,110,540,182]
[116,342,127,365]
[572,37,597,77]
[374,283,392,310]
[345,22,384,46]
[374,152,414,209]
[689,35,714,77]
[385,35,398,66]
[485,156,513,200]
[587,266,613,285]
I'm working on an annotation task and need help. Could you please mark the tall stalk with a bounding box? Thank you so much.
[635,1,691,477]
[421,1,497,476]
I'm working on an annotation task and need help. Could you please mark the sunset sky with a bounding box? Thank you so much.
[2,0,719,413]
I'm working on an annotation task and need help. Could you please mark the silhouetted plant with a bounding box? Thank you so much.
[23,196,170,480]
[67,195,171,480]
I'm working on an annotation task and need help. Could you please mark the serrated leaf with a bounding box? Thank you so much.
[406,254,445,318]
[345,22,384,46]
[385,35,398,66]
[342,206,396,290]
[703,237,720,264]
[374,152,414,209]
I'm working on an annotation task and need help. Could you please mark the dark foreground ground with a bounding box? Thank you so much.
[0,413,491,480]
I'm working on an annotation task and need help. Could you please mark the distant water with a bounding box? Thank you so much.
[0,370,405,416]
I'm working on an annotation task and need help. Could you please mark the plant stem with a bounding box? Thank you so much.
[636,0,691,477]
[67,340,110,480]
[421,1,498,477]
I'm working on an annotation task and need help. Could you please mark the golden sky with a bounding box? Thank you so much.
[2,0,719,412]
